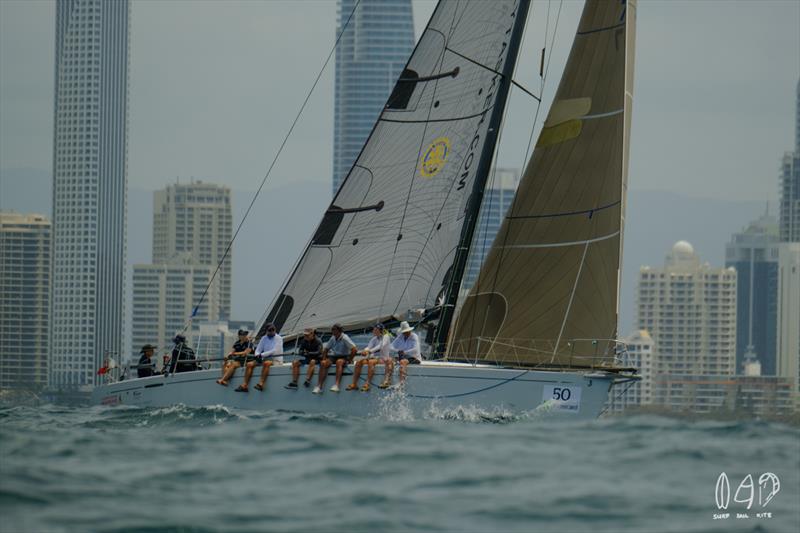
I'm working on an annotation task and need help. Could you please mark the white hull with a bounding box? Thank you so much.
[92,362,616,420]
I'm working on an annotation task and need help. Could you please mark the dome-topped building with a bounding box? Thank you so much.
[665,240,700,270]
[637,242,738,384]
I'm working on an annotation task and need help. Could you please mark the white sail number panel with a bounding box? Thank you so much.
[542,384,582,412]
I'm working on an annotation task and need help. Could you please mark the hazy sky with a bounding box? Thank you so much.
[1,0,798,206]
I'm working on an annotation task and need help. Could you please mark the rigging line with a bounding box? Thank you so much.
[193,0,363,339]
[598,378,636,417]
[552,241,589,360]
[444,46,541,102]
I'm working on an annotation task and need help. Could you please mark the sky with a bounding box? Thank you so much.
[1,0,798,203]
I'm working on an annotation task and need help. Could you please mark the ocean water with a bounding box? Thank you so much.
[1,403,798,533]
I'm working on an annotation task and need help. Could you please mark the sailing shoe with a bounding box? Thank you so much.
[360,383,371,392]
[285,381,298,390]
[303,380,311,388]
[312,386,322,394]
[330,384,340,393]
[345,384,358,391]
[378,381,392,389]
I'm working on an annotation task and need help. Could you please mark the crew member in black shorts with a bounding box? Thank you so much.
[286,328,323,389]
[216,329,253,386]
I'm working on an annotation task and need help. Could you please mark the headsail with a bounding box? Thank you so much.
[450,0,637,366]
[259,0,531,339]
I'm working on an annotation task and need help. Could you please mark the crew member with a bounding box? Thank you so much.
[385,321,421,387]
[286,328,323,389]
[314,323,356,394]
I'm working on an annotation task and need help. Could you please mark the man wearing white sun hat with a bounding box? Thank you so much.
[383,321,421,388]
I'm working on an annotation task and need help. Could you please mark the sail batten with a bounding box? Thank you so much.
[450,0,636,366]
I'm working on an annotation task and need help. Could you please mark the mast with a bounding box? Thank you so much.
[431,0,532,356]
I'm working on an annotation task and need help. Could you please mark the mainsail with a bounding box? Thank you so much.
[450,0,636,366]
[259,0,531,339]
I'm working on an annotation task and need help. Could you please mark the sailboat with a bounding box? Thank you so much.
[93,0,638,419]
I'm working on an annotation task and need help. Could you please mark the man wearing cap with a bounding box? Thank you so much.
[385,321,422,387]
[167,335,198,374]
[216,329,254,387]
[314,323,356,394]
[346,323,391,392]
[137,344,159,378]
[238,323,283,392]
[286,328,323,389]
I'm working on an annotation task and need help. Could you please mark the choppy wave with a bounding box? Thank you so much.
[1,402,798,533]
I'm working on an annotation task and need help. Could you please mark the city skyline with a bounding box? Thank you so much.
[0,1,798,382]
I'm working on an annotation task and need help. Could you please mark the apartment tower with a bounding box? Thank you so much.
[50,0,129,388]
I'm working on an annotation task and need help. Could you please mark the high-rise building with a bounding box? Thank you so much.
[0,213,51,390]
[152,181,232,320]
[776,243,800,395]
[463,168,520,290]
[779,80,800,242]
[332,0,414,194]
[131,253,220,357]
[636,241,737,382]
[50,0,130,389]
[725,213,779,375]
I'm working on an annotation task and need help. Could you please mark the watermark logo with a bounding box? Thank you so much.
[713,472,780,521]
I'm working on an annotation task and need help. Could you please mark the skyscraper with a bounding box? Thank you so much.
[50,0,129,388]
[332,0,414,194]
[636,242,737,379]
[779,80,800,242]
[462,168,520,290]
[725,213,779,375]
[152,181,232,320]
[0,213,51,390]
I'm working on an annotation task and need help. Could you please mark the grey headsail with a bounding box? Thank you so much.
[259,0,531,339]
[450,0,637,366]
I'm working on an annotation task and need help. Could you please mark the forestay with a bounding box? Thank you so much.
[259,0,531,339]
[451,0,637,367]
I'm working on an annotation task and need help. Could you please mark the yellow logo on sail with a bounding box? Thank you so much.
[420,137,451,178]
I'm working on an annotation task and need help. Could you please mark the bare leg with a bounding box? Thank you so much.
[350,359,365,387]
[367,360,377,383]
[383,359,394,385]
[305,360,317,383]
[318,359,331,388]
[335,359,346,387]
[291,360,301,383]
[218,361,240,384]
[399,359,409,383]
[241,361,256,388]
[257,361,272,388]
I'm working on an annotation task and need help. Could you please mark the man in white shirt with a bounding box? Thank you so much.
[346,323,391,392]
[384,321,422,388]
[238,323,283,392]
